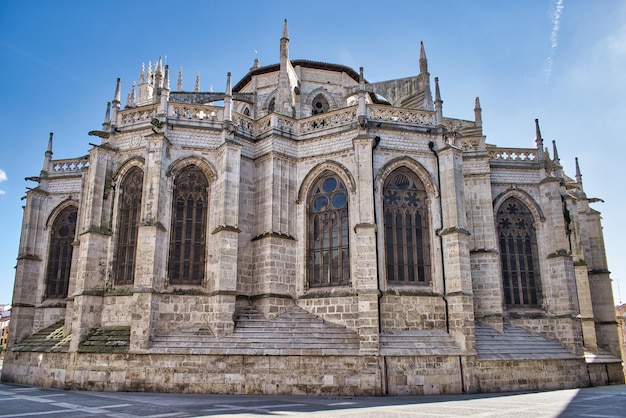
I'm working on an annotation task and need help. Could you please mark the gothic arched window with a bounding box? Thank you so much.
[114,167,143,285]
[383,169,431,285]
[307,173,350,288]
[168,165,208,285]
[45,205,77,299]
[312,94,330,115]
[497,197,541,307]
[267,98,275,113]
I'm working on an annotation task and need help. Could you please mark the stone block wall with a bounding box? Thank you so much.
[380,294,446,331]
[298,295,359,330]
[472,358,588,393]
[384,356,463,395]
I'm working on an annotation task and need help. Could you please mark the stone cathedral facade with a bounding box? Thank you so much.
[3,22,623,395]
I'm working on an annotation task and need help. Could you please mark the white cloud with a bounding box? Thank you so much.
[545,0,565,83]
[604,23,626,56]
[0,168,6,195]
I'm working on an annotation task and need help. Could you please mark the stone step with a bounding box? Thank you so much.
[150,305,361,354]
[379,329,464,355]
[12,320,70,353]
[475,322,577,360]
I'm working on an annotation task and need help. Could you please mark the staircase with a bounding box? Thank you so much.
[379,329,464,356]
[150,305,361,355]
[475,322,577,360]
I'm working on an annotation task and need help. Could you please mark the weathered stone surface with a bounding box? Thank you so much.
[4,22,623,395]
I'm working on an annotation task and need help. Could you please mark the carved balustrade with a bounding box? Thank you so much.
[169,103,223,121]
[488,147,537,161]
[50,157,90,174]
[120,104,158,126]
[300,107,357,134]
[369,105,436,126]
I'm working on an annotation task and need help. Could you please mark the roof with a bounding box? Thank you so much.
[233,59,363,92]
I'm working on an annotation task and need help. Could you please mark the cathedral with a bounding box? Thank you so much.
[3,21,623,395]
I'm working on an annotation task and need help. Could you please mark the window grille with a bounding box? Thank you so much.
[383,169,431,285]
[307,173,350,287]
[45,206,77,298]
[497,197,541,306]
[114,167,143,285]
[168,165,208,285]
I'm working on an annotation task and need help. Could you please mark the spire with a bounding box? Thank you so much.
[131,82,136,105]
[434,77,443,125]
[357,67,367,124]
[154,57,163,89]
[535,119,545,163]
[419,41,428,74]
[42,132,53,174]
[194,72,200,93]
[113,77,122,108]
[177,67,183,91]
[102,101,111,129]
[140,62,145,84]
[552,140,560,165]
[417,41,434,111]
[282,18,289,39]
[252,50,260,70]
[163,64,170,90]
[224,72,232,122]
[474,97,482,127]
[280,19,290,60]
[575,157,583,188]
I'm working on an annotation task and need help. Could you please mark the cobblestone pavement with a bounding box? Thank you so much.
[1,382,625,417]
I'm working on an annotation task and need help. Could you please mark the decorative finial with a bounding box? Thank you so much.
[113,77,122,106]
[252,50,260,69]
[474,97,482,127]
[358,66,367,124]
[164,64,170,90]
[552,140,560,165]
[194,72,200,93]
[47,132,53,154]
[575,157,583,187]
[282,19,289,39]
[140,62,145,84]
[434,77,443,126]
[419,41,428,74]
[177,67,183,91]
[535,119,545,162]
[226,72,232,95]
[103,101,111,127]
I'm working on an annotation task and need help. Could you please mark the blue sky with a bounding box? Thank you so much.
[1,1,625,305]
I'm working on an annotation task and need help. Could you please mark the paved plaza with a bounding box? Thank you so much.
[1,382,625,417]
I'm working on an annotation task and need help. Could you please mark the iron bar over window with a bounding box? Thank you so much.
[497,197,541,306]
[168,165,208,285]
[45,206,77,298]
[114,167,143,285]
[383,168,431,285]
[307,173,350,287]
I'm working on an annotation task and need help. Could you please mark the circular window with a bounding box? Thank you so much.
[322,177,337,193]
[331,192,347,209]
[314,196,329,212]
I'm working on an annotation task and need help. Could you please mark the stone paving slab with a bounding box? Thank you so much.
[1,382,625,417]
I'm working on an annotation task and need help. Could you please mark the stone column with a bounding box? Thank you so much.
[130,132,169,352]
[585,209,621,356]
[353,134,379,353]
[206,138,242,336]
[251,152,298,317]
[463,147,503,331]
[7,189,48,346]
[437,143,475,351]
[537,177,583,354]
[69,146,114,351]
